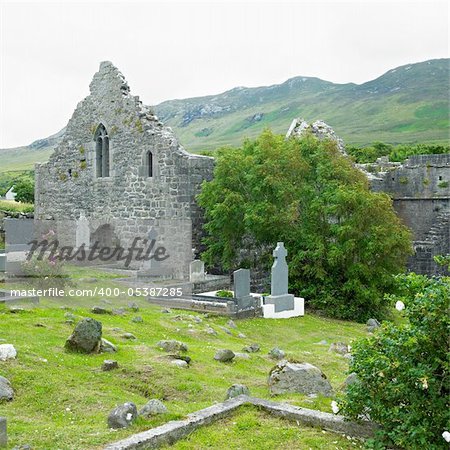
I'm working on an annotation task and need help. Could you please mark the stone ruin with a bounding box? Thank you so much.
[286,118,450,276]
[34,61,215,278]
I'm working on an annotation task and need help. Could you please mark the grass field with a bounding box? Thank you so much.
[0,267,369,449]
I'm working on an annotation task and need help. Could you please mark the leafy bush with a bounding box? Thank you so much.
[198,130,412,321]
[216,290,234,298]
[13,176,35,203]
[339,273,450,449]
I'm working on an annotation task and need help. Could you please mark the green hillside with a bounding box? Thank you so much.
[0,58,448,174]
[155,58,449,152]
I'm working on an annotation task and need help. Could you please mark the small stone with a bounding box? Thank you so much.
[112,308,126,316]
[65,318,102,354]
[0,375,14,401]
[234,352,250,360]
[205,327,218,336]
[367,318,380,332]
[128,302,139,312]
[237,333,246,339]
[157,340,188,352]
[243,343,260,353]
[329,342,350,355]
[64,313,76,321]
[316,340,328,345]
[343,372,359,388]
[107,402,138,429]
[34,323,46,328]
[227,320,237,329]
[0,344,17,361]
[226,384,249,399]
[100,338,117,353]
[193,316,202,323]
[139,399,167,416]
[102,360,119,371]
[171,359,188,368]
[161,308,171,314]
[131,316,143,323]
[79,277,98,283]
[268,347,285,360]
[220,326,232,335]
[91,306,110,315]
[173,355,191,364]
[214,349,235,362]
[9,307,24,314]
[122,333,136,340]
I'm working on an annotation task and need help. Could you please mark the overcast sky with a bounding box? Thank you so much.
[0,0,448,148]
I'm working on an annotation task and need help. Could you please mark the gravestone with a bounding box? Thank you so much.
[4,218,35,276]
[233,269,254,310]
[265,242,294,312]
[75,211,90,249]
[0,417,6,448]
[190,260,205,282]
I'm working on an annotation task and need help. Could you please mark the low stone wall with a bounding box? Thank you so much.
[104,396,376,449]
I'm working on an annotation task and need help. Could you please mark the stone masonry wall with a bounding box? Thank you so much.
[35,62,214,275]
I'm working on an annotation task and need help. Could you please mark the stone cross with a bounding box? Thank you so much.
[271,242,289,296]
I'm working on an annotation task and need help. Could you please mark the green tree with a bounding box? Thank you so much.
[14,177,35,203]
[339,273,450,449]
[198,130,412,321]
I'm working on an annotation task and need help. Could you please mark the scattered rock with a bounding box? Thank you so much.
[65,318,102,353]
[316,340,328,345]
[367,318,381,332]
[112,308,126,316]
[268,360,334,397]
[9,307,24,314]
[11,445,32,450]
[205,327,218,336]
[214,349,235,362]
[268,347,286,360]
[237,333,247,339]
[139,399,167,416]
[91,306,111,315]
[0,344,17,361]
[161,308,171,314]
[226,384,250,399]
[64,313,76,321]
[122,333,136,340]
[329,342,350,355]
[234,352,250,360]
[128,302,139,312]
[79,277,98,283]
[220,326,232,335]
[343,372,359,388]
[107,402,138,429]
[243,343,260,353]
[157,340,188,352]
[131,316,143,323]
[0,375,14,401]
[171,359,188,368]
[227,320,237,329]
[173,355,191,364]
[34,323,46,328]
[192,316,202,324]
[100,338,117,353]
[102,360,119,371]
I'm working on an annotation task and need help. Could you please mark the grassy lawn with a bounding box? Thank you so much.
[0,268,368,449]
[168,406,364,449]
[0,200,34,214]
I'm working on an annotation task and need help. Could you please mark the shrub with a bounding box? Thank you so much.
[339,273,450,449]
[216,290,234,298]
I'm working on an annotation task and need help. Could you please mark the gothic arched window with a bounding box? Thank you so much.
[147,151,153,177]
[94,124,110,177]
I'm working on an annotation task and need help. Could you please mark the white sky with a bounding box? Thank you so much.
[0,0,448,148]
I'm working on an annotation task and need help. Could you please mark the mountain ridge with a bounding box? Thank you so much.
[1,58,448,171]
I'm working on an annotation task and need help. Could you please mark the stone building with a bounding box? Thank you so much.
[287,118,450,276]
[35,62,214,277]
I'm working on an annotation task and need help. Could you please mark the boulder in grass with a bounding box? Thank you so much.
[226,384,250,400]
[0,376,14,401]
[157,340,188,352]
[139,399,167,416]
[0,344,17,361]
[100,338,117,353]
[329,342,350,355]
[268,360,334,397]
[65,318,102,353]
[268,347,286,360]
[107,402,138,429]
[367,318,381,332]
[214,349,235,362]
[243,343,260,353]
